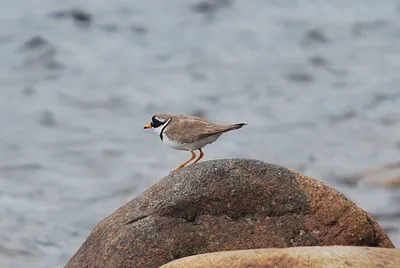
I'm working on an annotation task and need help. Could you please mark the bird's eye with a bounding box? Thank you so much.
[151,116,164,128]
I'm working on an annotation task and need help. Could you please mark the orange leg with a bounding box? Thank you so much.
[170,151,196,173]
[193,148,204,164]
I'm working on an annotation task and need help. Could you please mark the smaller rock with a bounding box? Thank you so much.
[338,162,400,188]
[160,246,400,268]
[286,72,313,83]
[22,35,49,50]
[308,55,328,67]
[131,25,148,35]
[191,0,232,13]
[302,29,329,46]
[20,35,64,71]
[47,9,91,24]
[358,162,400,188]
[22,45,64,71]
[71,9,92,23]
[38,110,56,127]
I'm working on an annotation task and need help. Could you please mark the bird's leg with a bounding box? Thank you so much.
[193,148,204,164]
[170,151,196,173]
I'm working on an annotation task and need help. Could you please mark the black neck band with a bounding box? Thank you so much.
[159,119,171,141]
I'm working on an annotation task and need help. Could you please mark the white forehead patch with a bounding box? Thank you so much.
[154,116,166,122]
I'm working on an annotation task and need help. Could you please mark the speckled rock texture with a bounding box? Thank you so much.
[160,246,400,268]
[65,159,394,268]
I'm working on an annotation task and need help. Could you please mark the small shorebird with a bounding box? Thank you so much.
[143,113,247,172]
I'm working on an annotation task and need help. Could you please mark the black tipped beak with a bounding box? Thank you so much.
[143,123,152,129]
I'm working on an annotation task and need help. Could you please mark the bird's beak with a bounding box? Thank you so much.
[143,123,152,129]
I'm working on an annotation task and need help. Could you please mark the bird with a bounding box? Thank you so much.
[143,113,247,173]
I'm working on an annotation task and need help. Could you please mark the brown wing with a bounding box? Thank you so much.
[165,115,244,144]
[197,125,243,139]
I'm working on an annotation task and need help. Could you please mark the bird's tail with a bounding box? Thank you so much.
[231,123,247,130]
[199,123,247,139]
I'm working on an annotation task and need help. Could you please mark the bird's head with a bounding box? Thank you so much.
[143,114,172,133]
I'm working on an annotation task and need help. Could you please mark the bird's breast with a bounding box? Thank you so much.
[161,133,188,151]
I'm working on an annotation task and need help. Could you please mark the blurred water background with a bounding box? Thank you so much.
[0,1,399,267]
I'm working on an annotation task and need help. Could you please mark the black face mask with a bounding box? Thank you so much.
[151,116,165,128]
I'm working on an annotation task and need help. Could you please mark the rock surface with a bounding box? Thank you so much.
[160,246,400,268]
[65,159,394,268]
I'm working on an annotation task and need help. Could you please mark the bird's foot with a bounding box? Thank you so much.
[170,165,185,173]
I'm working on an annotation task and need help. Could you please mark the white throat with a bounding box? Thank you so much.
[152,118,171,136]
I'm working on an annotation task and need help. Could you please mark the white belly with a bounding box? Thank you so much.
[163,133,222,151]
